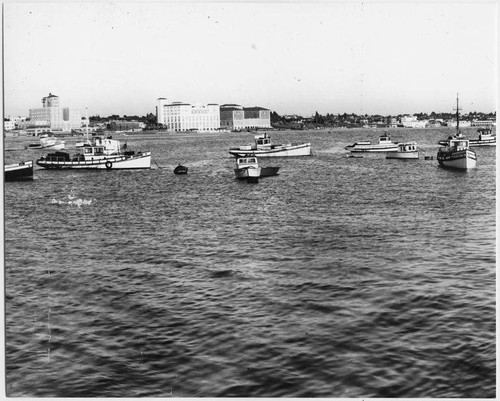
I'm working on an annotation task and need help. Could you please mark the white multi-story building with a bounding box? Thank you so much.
[157,98,220,132]
[29,93,82,132]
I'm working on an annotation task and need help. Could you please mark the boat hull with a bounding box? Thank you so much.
[234,166,261,179]
[346,144,399,152]
[437,149,476,169]
[469,139,496,147]
[174,165,188,174]
[36,152,151,170]
[260,166,280,177]
[4,161,34,181]
[229,143,310,158]
[386,151,419,159]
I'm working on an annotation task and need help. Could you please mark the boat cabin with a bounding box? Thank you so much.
[448,138,470,151]
[255,133,271,147]
[83,146,105,156]
[236,157,258,168]
[379,134,392,144]
[398,143,417,152]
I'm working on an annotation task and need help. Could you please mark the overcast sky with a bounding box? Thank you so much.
[3,1,498,117]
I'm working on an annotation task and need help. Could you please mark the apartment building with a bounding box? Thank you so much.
[157,98,220,132]
[29,93,82,132]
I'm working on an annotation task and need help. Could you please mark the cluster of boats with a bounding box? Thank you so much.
[344,97,494,170]
[230,133,310,182]
[3,96,494,181]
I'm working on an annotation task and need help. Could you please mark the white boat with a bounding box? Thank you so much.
[468,128,496,147]
[229,133,311,157]
[28,133,65,150]
[4,161,34,181]
[437,95,477,170]
[234,156,280,180]
[437,137,477,169]
[386,142,419,159]
[36,136,151,170]
[345,134,398,152]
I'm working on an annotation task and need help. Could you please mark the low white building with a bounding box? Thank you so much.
[400,115,427,128]
[157,98,220,132]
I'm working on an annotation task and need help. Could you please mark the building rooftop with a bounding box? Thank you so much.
[244,106,269,111]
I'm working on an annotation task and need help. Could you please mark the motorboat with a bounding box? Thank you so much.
[27,133,65,150]
[4,161,34,181]
[468,128,496,147]
[386,142,419,159]
[437,137,476,169]
[174,164,188,174]
[229,133,311,157]
[345,134,398,152]
[437,95,477,170]
[36,136,151,170]
[234,156,280,181]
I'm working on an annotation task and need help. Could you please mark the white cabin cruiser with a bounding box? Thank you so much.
[229,133,311,157]
[345,134,398,152]
[386,142,419,159]
[468,128,496,147]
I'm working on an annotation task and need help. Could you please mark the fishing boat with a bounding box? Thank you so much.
[386,142,419,159]
[27,133,65,150]
[174,164,188,174]
[4,161,34,181]
[345,134,398,152]
[36,136,151,170]
[468,128,496,147]
[229,133,311,158]
[437,95,477,170]
[234,155,280,180]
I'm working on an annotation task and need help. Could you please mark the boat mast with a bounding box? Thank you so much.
[454,92,461,135]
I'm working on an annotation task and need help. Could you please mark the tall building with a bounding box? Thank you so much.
[220,104,271,131]
[157,98,220,132]
[220,104,245,131]
[29,93,82,132]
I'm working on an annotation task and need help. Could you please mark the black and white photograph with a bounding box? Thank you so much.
[2,0,497,397]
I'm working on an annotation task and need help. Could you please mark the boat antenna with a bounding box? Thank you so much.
[454,92,461,135]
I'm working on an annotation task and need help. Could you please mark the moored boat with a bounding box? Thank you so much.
[27,133,65,150]
[345,134,398,152]
[234,155,280,180]
[437,137,476,169]
[386,142,419,159]
[229,133,311,158]
[4,161,34,181]
[174,164,188,174]
[468,128,496,147]
[437,95,477,170]
[36,136,151,170]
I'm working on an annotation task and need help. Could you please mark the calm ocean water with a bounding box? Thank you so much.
[4,128,496,397]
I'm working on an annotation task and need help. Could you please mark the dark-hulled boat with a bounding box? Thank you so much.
[174,164,188,174]
[4,161,34,181]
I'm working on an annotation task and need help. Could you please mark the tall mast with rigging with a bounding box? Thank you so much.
[454,92,461,135]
